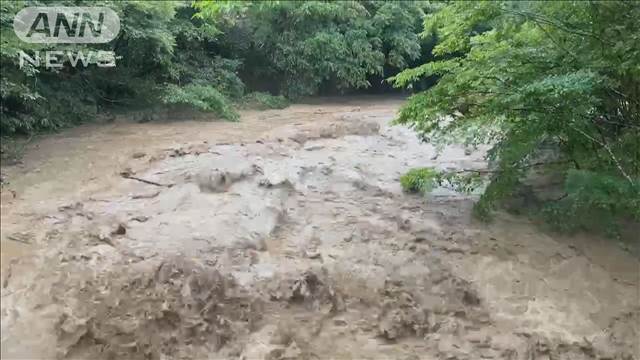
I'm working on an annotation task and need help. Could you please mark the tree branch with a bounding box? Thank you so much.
[569,124,635,186]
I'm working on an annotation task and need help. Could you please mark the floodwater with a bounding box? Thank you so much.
[1,97,638,359]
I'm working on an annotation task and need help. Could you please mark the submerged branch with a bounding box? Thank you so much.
[121,174,174,188]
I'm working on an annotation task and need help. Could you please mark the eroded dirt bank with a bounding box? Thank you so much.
[1,98,638,359]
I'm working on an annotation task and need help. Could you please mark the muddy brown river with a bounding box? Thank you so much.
[1,97,638,359]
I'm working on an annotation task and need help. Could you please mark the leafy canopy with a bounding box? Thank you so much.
[196,0,428,97]
[394,1,640,234]
[1,1,428,135]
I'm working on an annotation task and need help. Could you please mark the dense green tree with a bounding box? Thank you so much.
[196,0,427,97]
[1,0,191,132]
[394,1,640,234]
[1,0,428,134]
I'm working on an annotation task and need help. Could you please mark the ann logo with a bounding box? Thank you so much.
[27,11,105,39]
[14,7,120,44]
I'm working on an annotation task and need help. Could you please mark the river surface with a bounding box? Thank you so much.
[1,97,638,359]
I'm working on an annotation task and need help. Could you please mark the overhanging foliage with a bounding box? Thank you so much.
[394,1,640,234]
